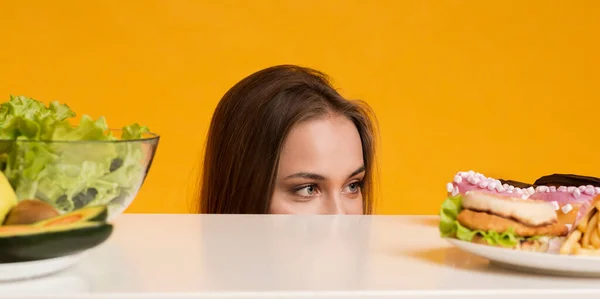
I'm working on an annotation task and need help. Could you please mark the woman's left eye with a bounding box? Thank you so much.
[345,182,362,193]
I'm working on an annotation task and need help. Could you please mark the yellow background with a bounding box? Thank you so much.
[1,0,598,215]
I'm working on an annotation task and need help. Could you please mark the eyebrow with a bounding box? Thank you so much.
[283,165,366,181]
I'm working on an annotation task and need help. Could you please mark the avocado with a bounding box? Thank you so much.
[4,199,60,225]
[0,221,113,262]
[34,205,108,227]
[0,172,18,224]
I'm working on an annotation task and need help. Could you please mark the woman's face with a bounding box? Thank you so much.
[270,114,365,215]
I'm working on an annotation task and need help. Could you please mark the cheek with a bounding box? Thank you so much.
[344,195,364,215]
[268,191,290,214]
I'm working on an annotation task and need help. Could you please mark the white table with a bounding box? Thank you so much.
[3,214,600,298]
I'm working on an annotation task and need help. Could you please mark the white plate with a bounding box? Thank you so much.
[0,273,90,293]
[0,253,84,282]
[446,238,600,277]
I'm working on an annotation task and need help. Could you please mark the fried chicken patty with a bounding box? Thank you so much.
[457,209,568,237]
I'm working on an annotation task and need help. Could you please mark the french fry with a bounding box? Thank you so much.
[583,213,599,248]
[560,198,600,255]
[584,213,598,245]
[574,247,600,256]
[597,209,600,234]
[594,200,600,212]
[590,227,600,249]
[597,216,600,242]
[578,208,596,232]
[560,229,583,254]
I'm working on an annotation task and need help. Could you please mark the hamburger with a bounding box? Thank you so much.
[440,190,569,252]
[441,171,600,253]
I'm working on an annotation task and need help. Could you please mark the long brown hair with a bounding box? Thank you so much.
[197,65,377,214]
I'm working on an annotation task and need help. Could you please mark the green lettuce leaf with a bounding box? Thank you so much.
[439,194,539,247]
[121,123,150,140]
[439,194,462,237]
[0,95,152,213]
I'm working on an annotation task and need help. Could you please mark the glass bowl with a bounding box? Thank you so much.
[0,130,159,220]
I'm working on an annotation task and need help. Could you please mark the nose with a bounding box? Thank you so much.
[326,193,346,215]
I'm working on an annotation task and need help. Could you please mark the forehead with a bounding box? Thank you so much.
[278,115,364,178]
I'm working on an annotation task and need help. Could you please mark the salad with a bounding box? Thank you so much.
[0,95,152,213]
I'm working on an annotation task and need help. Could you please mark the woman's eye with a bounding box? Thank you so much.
[296,185,318,197]
[345,182,362,193]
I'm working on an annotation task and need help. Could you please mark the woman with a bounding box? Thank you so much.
[198,65,378,214]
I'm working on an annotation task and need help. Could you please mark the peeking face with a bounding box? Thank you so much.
[270,114,365,215]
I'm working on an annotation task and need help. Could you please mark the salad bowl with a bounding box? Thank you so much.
[0,95,159,220]
[0,130,159,219]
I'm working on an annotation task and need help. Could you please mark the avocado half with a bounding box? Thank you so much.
[0,205,113,263]
[0,222,113,262]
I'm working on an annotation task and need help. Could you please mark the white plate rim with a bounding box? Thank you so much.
[445,237,600,276]
[0,252,85,282]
